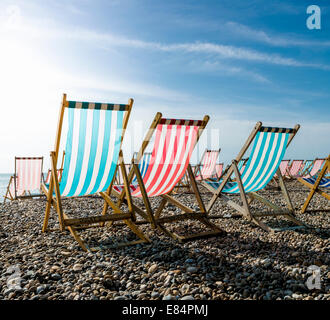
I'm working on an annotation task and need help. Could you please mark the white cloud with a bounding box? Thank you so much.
[226,21,330,48]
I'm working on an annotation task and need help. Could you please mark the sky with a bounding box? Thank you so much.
[0,0,329,172]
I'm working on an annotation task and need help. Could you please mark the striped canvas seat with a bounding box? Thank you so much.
[131,152,152,184]
[278,160,290,177]
[288,160,303,178]
[215,163,224,178]
[207,130,290,194]
[237,159,247,174]
[131,119,202,198]
[301,177,330,188]
[54,101,126,198]
[16,157,43,195]
[299,160,313,176]
[303,159,325,178]
[195,149,221,181]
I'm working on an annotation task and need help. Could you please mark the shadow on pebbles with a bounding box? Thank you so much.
[0,181,329,300]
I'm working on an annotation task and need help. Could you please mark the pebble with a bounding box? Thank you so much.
[0,180,328,301]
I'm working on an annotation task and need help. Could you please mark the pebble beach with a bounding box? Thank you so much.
[0,180,329,301]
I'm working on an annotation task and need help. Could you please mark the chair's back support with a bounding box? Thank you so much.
[57,98,131,197]
[132,117,208,197]
[224,125,298,194]
[15,157,43,196]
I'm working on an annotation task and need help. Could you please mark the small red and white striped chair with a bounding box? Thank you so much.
[287,159,304,179]
[194,149,221,181]
[3,157,44,202]
[114,112,225,241]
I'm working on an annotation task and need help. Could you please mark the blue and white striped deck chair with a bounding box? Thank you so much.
[299,160,313,177]
[203,122,305,232]
[42,94,149,252]
[298,154,330,213]
[131,152,152,184]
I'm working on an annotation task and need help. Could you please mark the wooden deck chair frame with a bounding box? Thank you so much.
[42,94,149,252]
[113,112,225,242]
[298,155,330,213]
[203,122,305,233]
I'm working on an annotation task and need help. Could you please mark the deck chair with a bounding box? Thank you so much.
[298,155,330,213]
[131,152,152,184]
[303,158,325,178]
[42,94,149,252]
[298,160,313,176]
[3,157,44,202]
[194,149,221,181]
[113,112,225,242]
[278,160,290,178]
[215,163,224,179]
[114,163,131,185]
[202,122,305,232]
[287,159,303,179]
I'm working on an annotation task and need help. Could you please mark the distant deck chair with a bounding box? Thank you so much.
[194,149,221,181]
[114,163,131,185]
[202,122,305,232]
[287,159,303,179]
[298,160,313,176]
[278,160,290,178]
[303,158,325,178]
[42,94,149,252]
[131,152,152,184]
[298,155,330,213]
[215,163,224,179]
[3,157,44,202]
[113,112,225,241]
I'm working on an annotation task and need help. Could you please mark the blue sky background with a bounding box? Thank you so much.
[0,0,329,172]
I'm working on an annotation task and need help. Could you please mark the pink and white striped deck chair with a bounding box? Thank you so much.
[195,149,221,181]
[276,160,290,178]
[4,157,44,201]
[114,112,225,241]
[287,160,304,178]
[303,158,325,178]
[215,163,224,179]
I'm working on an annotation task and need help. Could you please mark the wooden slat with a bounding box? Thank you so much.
[64,213,132,227]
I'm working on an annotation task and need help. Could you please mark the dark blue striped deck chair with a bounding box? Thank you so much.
[203,122,305,232]
[298,154,330,213]
[42,94,149,252]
